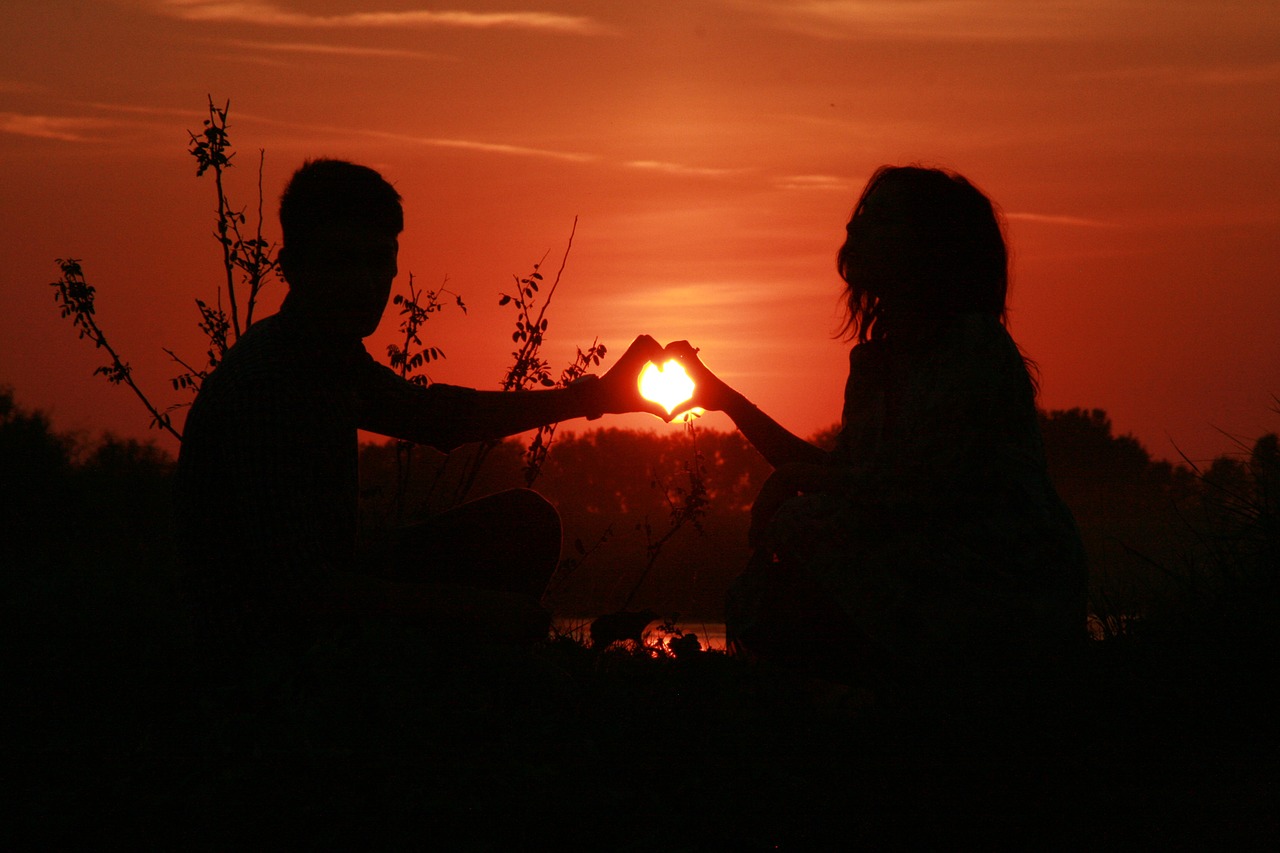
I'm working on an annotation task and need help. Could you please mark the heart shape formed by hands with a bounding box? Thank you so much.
[638,359,697,417]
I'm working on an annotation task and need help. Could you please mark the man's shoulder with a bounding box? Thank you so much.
[221,311,289,359]
[204,313,307,384]
[186,313,304,421]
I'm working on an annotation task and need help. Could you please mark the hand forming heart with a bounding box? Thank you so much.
[638,359,699,419]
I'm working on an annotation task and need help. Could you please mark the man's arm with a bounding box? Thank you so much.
[358,335,667,451]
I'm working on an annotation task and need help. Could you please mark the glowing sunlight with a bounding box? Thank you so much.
[639,359,700,419]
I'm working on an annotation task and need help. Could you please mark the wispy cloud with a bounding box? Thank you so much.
[220,38,454,61]
[1005,211,1115,228]
[1074,60,1280,87]
[774,174,852,191]
[216,110,601,163]
[159,1,612,35]
[18,98,794,185]
[79,101,202,119]
[606,280,796,313]
[406,136,597,162]
[55,100,595,164]
[625,160,743,178]
[0,79,46,95]
[1192,61,1280,86]
[736,0,1106,41]
[0,112,121,142]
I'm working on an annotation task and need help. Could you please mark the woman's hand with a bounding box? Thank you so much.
[664,339,830,470]
[749,462,838,548]
[595,335,669,418]
[662,340,737,416]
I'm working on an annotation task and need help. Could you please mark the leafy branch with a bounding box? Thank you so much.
[522,338,607,487]
[186,96,278,342]
[386,273,466,388]
[50,259,182,441]
[496,216,578,391]
[51,97,278,438]
[621,420,710,611]
[385,273,466,522]
[453,218,600,502]
[543,523,615,607]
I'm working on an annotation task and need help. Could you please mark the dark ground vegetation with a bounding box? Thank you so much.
[3,388,1277,848]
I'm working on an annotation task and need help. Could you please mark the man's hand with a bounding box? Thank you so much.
[596,335,669,419]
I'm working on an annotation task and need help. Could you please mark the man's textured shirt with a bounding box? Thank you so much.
[177,306,479,612]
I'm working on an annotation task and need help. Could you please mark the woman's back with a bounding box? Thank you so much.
[817,312,1086,661]
[836,313,1044,493]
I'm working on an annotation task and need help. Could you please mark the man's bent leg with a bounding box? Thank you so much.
[368,488,561,599]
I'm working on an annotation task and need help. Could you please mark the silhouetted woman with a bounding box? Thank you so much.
[668,165,1087,682]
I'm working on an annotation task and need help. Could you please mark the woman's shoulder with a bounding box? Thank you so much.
[849,312,1024,378]
[847,336,890,368]
[929,311,1022,365]
[942,311,1010,342]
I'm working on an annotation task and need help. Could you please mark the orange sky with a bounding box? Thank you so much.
[3,0,1278,464]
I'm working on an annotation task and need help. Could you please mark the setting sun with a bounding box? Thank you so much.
[639,359,697,417]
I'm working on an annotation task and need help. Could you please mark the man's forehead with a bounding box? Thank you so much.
[310,221,400,250]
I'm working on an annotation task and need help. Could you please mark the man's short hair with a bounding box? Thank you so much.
[279,159,403,254]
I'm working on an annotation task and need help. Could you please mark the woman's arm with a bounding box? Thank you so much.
[720,389,831,469]
[664,340,830,469]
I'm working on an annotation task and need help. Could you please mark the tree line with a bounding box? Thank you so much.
[7,384,1272,626]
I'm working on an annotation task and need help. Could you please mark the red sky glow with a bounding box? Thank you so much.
[2,0,1278,464]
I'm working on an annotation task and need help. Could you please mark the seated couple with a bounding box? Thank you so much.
[177,159,1086,678]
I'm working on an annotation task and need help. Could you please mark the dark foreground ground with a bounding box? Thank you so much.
[4,601,1278,851]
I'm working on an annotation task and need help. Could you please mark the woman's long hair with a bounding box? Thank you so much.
[836,165,1009,343]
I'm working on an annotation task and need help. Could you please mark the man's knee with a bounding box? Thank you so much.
[490,488,561,538]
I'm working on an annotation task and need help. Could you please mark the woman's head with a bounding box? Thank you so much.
[837,166,1008,341]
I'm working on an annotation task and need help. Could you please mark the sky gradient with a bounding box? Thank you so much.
[3,0,1278,463]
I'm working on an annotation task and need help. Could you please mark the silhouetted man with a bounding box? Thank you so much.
[177,159,661,648]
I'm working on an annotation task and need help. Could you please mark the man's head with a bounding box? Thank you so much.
[278,159,404,339]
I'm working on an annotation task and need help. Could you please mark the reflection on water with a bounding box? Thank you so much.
[559,616,1124,648]
[1087,613,1141,640]
[554,618,727,652]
